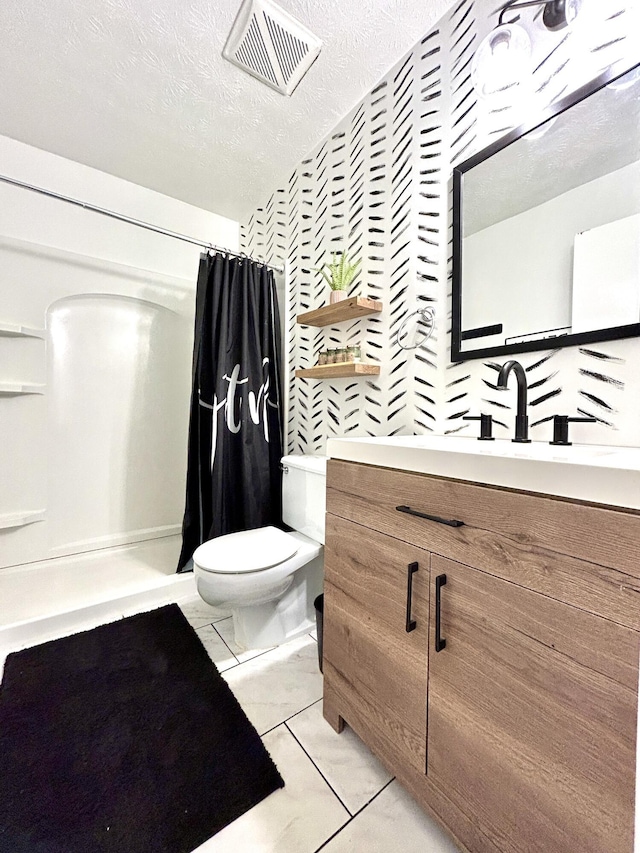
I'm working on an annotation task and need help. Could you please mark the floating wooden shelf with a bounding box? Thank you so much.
[0,383,45,396]
[297,297,382,328]
[0,510,46,530]
[0,322,44,339]
[295,363,380,379]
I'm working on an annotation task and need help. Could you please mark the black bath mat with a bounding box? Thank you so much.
[0,604,284,853]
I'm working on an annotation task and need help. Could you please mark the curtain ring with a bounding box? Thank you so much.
[396,306,436,350]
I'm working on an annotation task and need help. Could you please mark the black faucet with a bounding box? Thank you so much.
[496,360,531,443]
[550,415,597,445]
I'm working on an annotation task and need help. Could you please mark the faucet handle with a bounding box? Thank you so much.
[550,415,597,446]
[463,414,495,441]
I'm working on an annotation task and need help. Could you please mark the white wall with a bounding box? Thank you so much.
[0,135,239,571]
[0,135,238,277]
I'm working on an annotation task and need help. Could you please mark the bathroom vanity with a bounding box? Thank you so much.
[322,436,640,853]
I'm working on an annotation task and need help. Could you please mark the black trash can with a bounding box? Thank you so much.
[314,593,324,674]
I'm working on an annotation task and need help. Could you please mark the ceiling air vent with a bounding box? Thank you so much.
[223,0,322,96]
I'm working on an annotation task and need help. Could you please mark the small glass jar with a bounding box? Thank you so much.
[336,348,347,363]
[317,351,327,366]
[349,345,362,362]
[326,349,336,364]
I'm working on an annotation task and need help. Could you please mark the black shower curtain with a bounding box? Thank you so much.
[177,253,283,572]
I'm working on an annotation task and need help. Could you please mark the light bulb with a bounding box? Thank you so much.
[472,24,532,106]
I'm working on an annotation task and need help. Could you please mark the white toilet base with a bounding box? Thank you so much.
[232,555,323,650]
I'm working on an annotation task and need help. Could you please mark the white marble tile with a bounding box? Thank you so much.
[195,625,237,673]
[309,628,318,641]
[321,780,461,852]
[179,594,231,628]
[286,701,392,814]
[195,724,349,853]
[223,634,323,735]
[214,617,273,663]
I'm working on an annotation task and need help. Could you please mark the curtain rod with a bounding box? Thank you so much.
[0,172,284,274]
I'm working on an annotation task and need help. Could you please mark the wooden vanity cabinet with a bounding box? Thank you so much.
[429,554,637,853]
[323,513,430,776]
[323,459,640,853]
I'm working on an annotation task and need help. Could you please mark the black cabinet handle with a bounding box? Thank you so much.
[406,562,418,633]
[396,505,465,528]
[435,574,447,652]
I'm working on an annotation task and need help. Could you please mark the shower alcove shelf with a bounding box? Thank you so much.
[0,383,45,396]
[0,323,46,394]
[295,296,382,379]
[0,510,46,530]
[0,322,45,339]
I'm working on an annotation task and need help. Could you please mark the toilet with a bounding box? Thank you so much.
[192,454,326,650]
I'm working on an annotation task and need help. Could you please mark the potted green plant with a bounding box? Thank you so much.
[315,251,361,304]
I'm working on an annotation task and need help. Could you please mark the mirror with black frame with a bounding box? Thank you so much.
[452,61,640,363]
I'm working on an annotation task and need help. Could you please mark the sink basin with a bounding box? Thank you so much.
[375,434,620,461]
[326,434,640,511]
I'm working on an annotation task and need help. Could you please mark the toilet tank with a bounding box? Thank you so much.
[281,454,327,544]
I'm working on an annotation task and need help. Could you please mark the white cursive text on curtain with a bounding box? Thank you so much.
[203,357,273,467]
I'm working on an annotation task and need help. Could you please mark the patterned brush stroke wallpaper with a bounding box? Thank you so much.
[242,0,640,453]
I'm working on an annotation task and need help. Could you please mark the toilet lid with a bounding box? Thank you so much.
[193,526,299,574]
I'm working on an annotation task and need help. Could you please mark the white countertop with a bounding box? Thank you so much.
[327,434,640,511]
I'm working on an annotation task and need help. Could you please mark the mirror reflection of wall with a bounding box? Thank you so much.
[572,214,640,334]
[462,160,640,345]
[457,62,640,356]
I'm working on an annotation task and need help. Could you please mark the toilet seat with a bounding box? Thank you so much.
[193,526,299,574]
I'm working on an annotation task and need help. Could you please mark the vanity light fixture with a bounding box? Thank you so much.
[496,0,581,33]
[534,0,581,32]
[471,22,532,104]
[472,0,582,102]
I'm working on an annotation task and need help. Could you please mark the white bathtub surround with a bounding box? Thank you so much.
[0,536,192,660]
[0,133,239,594]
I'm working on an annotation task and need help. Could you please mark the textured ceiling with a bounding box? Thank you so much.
[464,71,640,236]
[0,0,452,220]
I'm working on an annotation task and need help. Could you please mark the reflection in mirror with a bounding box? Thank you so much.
[452,61,640,362]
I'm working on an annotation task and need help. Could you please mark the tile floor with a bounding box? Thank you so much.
[0,588,460,853]
[181,594,461,853]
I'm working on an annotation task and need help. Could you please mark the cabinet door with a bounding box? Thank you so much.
[428,554,638,853]
[323,514,430,775]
